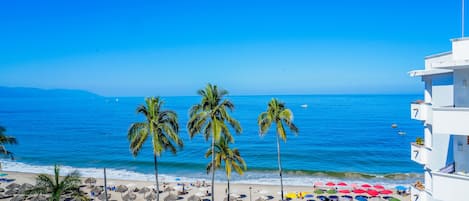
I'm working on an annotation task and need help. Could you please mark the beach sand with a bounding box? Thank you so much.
[3,171,410,201]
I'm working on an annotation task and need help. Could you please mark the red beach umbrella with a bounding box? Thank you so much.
[338,189,350,194]
[313,182,323,187]
[337,182,347,186]
[353,189,366,194]
[361,184,372,188]
[367,190,379,197]
[380,190,393,195]
[326,182,336,187]
[351,183,358,189]
[374,184,385,189]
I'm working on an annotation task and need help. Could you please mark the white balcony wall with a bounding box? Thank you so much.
[433,107,469,135]
[410,186,428,201]
[424,77,432,103]
[427,134,450,171]
[431,73,454,107]
[452,38,469,61]
[411,143,428,165]
[454,69,469,107]
[424,126,432,148]
[432,172,469,201]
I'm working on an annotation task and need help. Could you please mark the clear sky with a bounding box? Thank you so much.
[0,0,466,96]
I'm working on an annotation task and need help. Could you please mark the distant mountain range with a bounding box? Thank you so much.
[0,87,100,98]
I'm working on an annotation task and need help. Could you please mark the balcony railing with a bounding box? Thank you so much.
[410,185,427,201]
[410,143,427,165]
[411,102,432,123]
[432,171,469,201]
[433,106,469,135]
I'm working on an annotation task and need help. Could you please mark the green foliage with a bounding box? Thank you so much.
[27,164,84,201]
[416,137,424,146]
[205,136,247,179]
[314,189,324,194]
[257,98,299,141]
[0,126,17,159]
[128,97,183,157]
[326,189,337,194]
[187,84,242,201]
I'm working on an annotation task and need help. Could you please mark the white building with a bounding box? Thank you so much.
[409,38,469,201]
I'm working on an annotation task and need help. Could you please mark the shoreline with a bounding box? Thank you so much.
[0,160,420,188]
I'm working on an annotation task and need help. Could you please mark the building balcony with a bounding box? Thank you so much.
[410,143,428,165]
[411,102,431,123]
[433,106,469,135]
[432,171,469,201]
[410,185,427,201]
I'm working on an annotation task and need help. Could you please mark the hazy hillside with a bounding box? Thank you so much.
[0,87,100,98]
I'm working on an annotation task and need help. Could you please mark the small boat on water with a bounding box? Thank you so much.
[300,104,308,108]
[398,131,406,135]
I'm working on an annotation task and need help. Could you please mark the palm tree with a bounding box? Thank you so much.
[187,84,242,201]
[27,164,83,201]
[205,136,246,201]
[257,98,298,201]
[128,97,183,201]
[0,126,17,159]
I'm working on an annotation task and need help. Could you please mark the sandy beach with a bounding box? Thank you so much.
[1,171,410,201]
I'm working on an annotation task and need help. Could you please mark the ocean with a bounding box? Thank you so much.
[0,95,423,187]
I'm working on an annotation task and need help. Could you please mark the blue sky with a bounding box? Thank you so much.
[0,0,465,96]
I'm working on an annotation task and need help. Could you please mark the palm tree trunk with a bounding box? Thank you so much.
[227,178,230,201]
[276,134,284,201]
[211,131,215,201]
[154,154,160,201]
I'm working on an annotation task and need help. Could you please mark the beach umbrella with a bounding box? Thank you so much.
[350,183,358,189]
[139,187,151,198]
[338,189,350,194]
[367,190,379,197]
[164,193,178,201]
[10,195,25,201]
[337,182,347,186]
[313,181,323,187]
[145,192,157,201]
[123,193,137,201]
[6,183,20,189]
[188,195,202,201]
[224,196,237,201]
[361,184,371,188]
[18,183,34,194]
[116,185,128,195]
[30,195,47,201]
[341,195,353,201]
[91,186,103,195]
[395,186,407,191]
[164,186,175,192]
[328,195,339,201]
[5,189,18,195]
[353,189,366,194]
[84,177,97,186]
[98,193,111,201]
[326,182,335,187]
[0,173,8,177]
[0,187,4,192]
[380,189,393,195]
[255,197,266,201]
[373,184,384,189]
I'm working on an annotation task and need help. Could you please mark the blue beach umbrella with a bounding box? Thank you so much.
[395,186,407,191]
[304,194,314,198]
[175,178,181,181]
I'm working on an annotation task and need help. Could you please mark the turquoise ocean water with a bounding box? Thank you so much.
[0,95,423,186]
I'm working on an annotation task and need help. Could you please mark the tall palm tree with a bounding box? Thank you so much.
[27,164,83,201]
[257,98,298,201]
[205,136,246,201]
[0,126,17,159]
[188,84,242,201]
[128,97,183,201]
